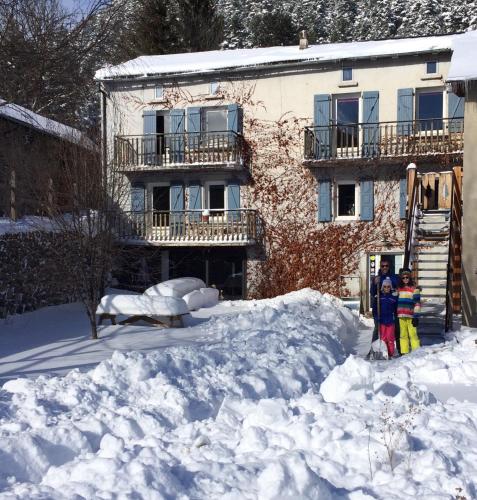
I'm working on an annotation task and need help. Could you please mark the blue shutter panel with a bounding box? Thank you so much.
[131,182,146,212]
[227,104,243,133]
[189,183,202,221]
[143,111,157,164]
[227,182,240,221]
[399,178,407,219]
[397,88,414,136]
[318,180,332,222]
[313,95,331,159]
[170,183,184,236]
[187,107,201,149]
[170,109,185,163]
[362,91,379,157]
[448,92,464,133]
[360,179,374,221]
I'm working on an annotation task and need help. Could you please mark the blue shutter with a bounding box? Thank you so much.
[170,183,184,236]
[362,91,379,157]
[187,107,201,150]
[227,103,243,150]
[170,109,185,163]
[227,104,243,133]
[399,178,407,219]
[397,88,414,136]
[143,111,157,164]
[360,179,374,221]
[131,182,145,212]
[318,180,332,222]
[448,92,464,133]
[227,182,240,221]
[131,182,146,234]
[314,95,331,159]
[189,183,202,222]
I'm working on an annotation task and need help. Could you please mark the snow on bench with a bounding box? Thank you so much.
[183,288,219,311]
[96,294,189,327]
[144,277,206,298]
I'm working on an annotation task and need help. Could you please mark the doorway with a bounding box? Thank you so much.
[152,185,170,229]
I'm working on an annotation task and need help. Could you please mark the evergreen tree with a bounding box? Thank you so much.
[123,0,223,57]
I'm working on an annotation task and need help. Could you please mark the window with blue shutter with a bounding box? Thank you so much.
[314,95,331,159]
[187,107,201,150]
[448,91,464,133]
[170,109,185,163]
[143,110,157,164]
[170,182,184,236]
[397,88,414,136]
[360,179,374,221]
[188,183,202,222]
[318,180,332,222]
[399,178,407,219]
[227,182,240,222]
[362,91,379,157]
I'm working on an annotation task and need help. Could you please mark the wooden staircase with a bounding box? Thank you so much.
[404,166,463,340]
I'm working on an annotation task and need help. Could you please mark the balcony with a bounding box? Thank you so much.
[114,131,246,171]
[303,117,464,166]
[114,209,259,246]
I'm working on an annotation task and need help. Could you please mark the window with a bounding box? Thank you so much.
[208,184,225,215]
[201,107,227,133]
[337,183,357,217]
[342,67,353,81]
[210,81,220,95]
[417,91,443,130]
[154,84,164,99]
[336,97,359,148]
[426,61,437,74]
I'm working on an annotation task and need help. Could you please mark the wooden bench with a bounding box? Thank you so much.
[98,313,185,328]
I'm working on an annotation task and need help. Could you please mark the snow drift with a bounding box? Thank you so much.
[1,289,477,499]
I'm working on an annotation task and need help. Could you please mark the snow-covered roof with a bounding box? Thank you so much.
[0,99,93,147]
[447,30,477,82]
[95,34,457,81]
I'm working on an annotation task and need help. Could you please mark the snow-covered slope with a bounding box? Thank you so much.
[0,289,476,499]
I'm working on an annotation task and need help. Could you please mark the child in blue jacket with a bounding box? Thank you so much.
[372,277,398,357]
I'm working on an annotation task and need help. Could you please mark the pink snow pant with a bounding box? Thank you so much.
[379,324,396,357]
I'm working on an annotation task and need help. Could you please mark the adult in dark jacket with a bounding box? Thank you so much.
[367,257,399,358]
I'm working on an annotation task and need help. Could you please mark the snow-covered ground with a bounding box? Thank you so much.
[0,289,476,499]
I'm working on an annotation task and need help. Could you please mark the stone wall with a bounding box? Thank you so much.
[0,231,78,318]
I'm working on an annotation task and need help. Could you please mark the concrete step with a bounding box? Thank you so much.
[416,261,448,270]
[418,278,447,288]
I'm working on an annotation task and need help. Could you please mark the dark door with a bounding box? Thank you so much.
[153,186,170,227]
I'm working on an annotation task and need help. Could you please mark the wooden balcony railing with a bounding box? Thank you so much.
[114,131,245,169]
[114,209,259,245]
[304,117,464,161]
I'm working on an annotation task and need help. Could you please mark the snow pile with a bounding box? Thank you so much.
[96,293,189,317]
[0,289,352,498]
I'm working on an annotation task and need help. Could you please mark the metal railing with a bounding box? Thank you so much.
[114,131,245,168]
[403,171,420,273]
[114,209,258,244]
[304,117,464,161]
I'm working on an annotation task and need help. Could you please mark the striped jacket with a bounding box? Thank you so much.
[397,286,421,318]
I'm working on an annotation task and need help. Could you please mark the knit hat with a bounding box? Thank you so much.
[400,267,412,276]
[381,277,393,290]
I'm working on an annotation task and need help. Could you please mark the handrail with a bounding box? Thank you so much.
[304,117,464,161]
[403,172,419,271]
[445,167,463,331]
[114,131,245,169]
[113,208,259,243]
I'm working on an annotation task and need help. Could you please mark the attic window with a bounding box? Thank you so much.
[426,61,437,74]
[210,81,220,95]
[342,67,353,82]
[154,84,164,99]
